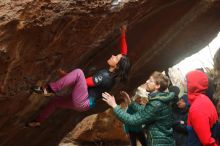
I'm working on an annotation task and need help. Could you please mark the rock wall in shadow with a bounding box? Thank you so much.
[0,0,220,146]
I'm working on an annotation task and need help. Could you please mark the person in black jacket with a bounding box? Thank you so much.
[27,25,131,127]
[173,93,189,146]
[168,85,189,146]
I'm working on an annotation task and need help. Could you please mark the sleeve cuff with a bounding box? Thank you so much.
[113,105,121,113]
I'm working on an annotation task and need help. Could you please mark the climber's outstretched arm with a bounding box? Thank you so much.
[120,24,127,55]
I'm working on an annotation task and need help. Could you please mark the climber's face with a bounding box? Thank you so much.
[107,54,122,68]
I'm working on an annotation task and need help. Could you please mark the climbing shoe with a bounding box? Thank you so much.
[26,121,41,128]
[31,85,54,97]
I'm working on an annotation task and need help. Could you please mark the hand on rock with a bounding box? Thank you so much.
[58,68,67,77]
[120,24,127,33]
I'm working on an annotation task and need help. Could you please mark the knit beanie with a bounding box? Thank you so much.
[180,94,190,107]
[168,85,180,97]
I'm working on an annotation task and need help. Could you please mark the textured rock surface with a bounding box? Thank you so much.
[214,48,220,114]
[61,108,129,145]
[0,0,220,146]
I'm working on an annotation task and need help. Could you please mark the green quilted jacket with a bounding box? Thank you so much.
[114,92,175,146]
[123,104,145,133]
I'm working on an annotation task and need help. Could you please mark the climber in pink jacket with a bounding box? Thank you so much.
[27,25,131,127]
